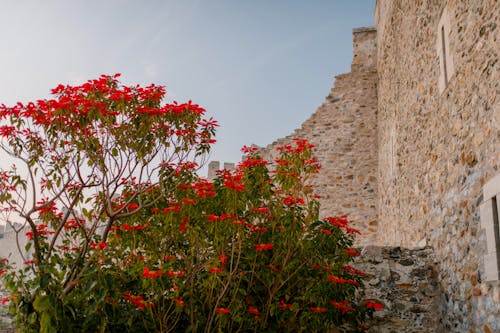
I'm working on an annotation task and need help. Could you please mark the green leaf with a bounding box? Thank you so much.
[33,295,51,312]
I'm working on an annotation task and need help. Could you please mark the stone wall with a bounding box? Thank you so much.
[375,0,499,331]
[259,28,379,246]
[355,246,444,333]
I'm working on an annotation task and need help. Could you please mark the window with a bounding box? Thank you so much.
[437,6,455,94]
[479,174,500,281]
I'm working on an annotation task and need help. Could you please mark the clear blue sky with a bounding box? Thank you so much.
[0,1,374,175]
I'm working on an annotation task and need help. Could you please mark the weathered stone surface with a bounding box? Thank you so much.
[355,246,444,333]
[375,0,500,331]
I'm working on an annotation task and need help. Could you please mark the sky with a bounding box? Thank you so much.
[0,0,375,175]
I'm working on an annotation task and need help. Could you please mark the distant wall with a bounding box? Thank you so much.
[259,28,379,246]
[375,0,499,331]
[0,224,29,270]
[207,161,235,180]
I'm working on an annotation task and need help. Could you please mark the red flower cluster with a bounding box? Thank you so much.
[143,267,163,279]
[35,198,57,216]
[219,254,228,266]
[278,299,293,311]
[222,172,245,192]
[343,265,366,276]
[90,241,107,251]
[327,275,360,286]
[330,300,355,314]
[251,207,269,214]
[238,156,267,169]
[241,145,259,154]
[174,298,185,307]
[283,196,305,206]
[325,215,361,234]
[121,223,148,232]
[206,213,236,222]
[166,270,184,278]
[343,248,360,257]
[276,138,315,154]
[124,292,153,311]
[216,307,231,314]
[247,306,260,319]
[63,218,84,230]
[208,267,223,274]
[191,179,216,198]
[254,243,273,251]
[365,300,384,310]
[126,203,140,211]
[310,307,327,313]
[26,224,55,240]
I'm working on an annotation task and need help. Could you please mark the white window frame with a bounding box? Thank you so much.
[479,174,500,281]
[437,6,455,94]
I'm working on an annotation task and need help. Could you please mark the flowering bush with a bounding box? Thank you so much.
[0,75,381,332]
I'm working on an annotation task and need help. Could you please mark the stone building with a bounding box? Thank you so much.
[1,0,498,332]
[257,0,499,332]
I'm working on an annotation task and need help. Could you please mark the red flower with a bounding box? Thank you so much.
[174,298,186,307]
[283,196,305,206]
[343,265,366,276]
[278,299,293,311]
[0,269,6,276]
[248,306,260,315]
[90,241,107,251]
[182,198,196,205]
[241,145,258,154]
[166,270,184,278]
[124,292,153,311]
[219,254,228,266]
[320,229,332,235]
[163,205,181,213]
[216,307,231,314]
[0,297,9,305]
[345,227,361,234]
[330,300,355,314]
[365,300,384,310]
[121,223,148,232]
[310,307,327,313]
[126,203,139,210]
[252,207,268,214]
[238,156,267,169]
[325,215,349,228]
[206,214,220,222]
[327,275,359,286]
[208,266,223,274]
[143,267,163,279]
[0,126,16,137]
[343,248,360,257]
[223,173,245,192]
[232,219,246,226]
[254,243,273,251]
